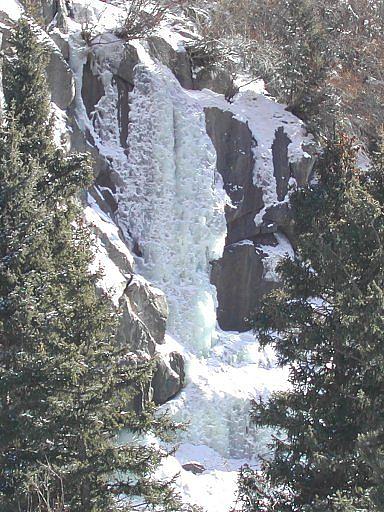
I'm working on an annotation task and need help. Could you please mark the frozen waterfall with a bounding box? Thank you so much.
[117,63,227,355]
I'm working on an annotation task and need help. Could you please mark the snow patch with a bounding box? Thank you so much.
[256,232,294,282]
[0,0,23,21]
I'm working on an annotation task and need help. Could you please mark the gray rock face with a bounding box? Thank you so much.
[205,107,263,245]
[206,107,314,331]
[46,47,75,109]
[290,142,317,185]
[117,276,168,355]
[81,55,105,116]
[152,351,185,405]
[193,66,233,95]
[0,13,74,111]
[116,44,139,85]
[211,238,278,331]
[69,118,110,179]
[117,295,157,355]
[272,127,291,201]
[50,30,70,61]
[124,277,168,346]
[147,36,193,89]
[113,45,138,147]
[116,276,168,355]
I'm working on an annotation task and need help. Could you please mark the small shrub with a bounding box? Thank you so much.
[115,0,187,41]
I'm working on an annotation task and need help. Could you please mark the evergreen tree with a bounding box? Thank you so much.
[0,19,188,512]
[240,135,384,511]
[273,0,330,122]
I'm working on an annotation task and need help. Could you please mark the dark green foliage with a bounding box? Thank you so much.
[0,19,188,512]
[239,135,384,511]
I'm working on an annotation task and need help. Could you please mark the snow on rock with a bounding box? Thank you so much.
[256,231,294,283]
[85,195,134,270]
[187,87,314,227]
[85,200,129,306]
[0,0,23,22]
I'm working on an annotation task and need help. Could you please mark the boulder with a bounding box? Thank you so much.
[117,295,157,355]
[147,35,193,89]
[182,462,205,474]
[152,351,185,405]
[124,276,168,345]
[46,47,75,109]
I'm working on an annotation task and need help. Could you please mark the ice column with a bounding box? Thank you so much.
[117,64,226,355]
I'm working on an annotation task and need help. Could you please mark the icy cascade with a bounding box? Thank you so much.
[62,2,309,508]
[117,63,227,355]
[68,14,226,355]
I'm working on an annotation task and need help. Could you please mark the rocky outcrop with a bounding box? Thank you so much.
[0,12,74,111]
[47,45,75,109]
[147,36,193,89]
[81,54,105,116]
[206,107,315,331]
[152,351,185,405]
[193,66,233,95]
[123,276,168,346]
[114,45,138,147]
[205,107,262,245]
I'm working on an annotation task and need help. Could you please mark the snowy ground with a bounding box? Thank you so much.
[154,330,289,511]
